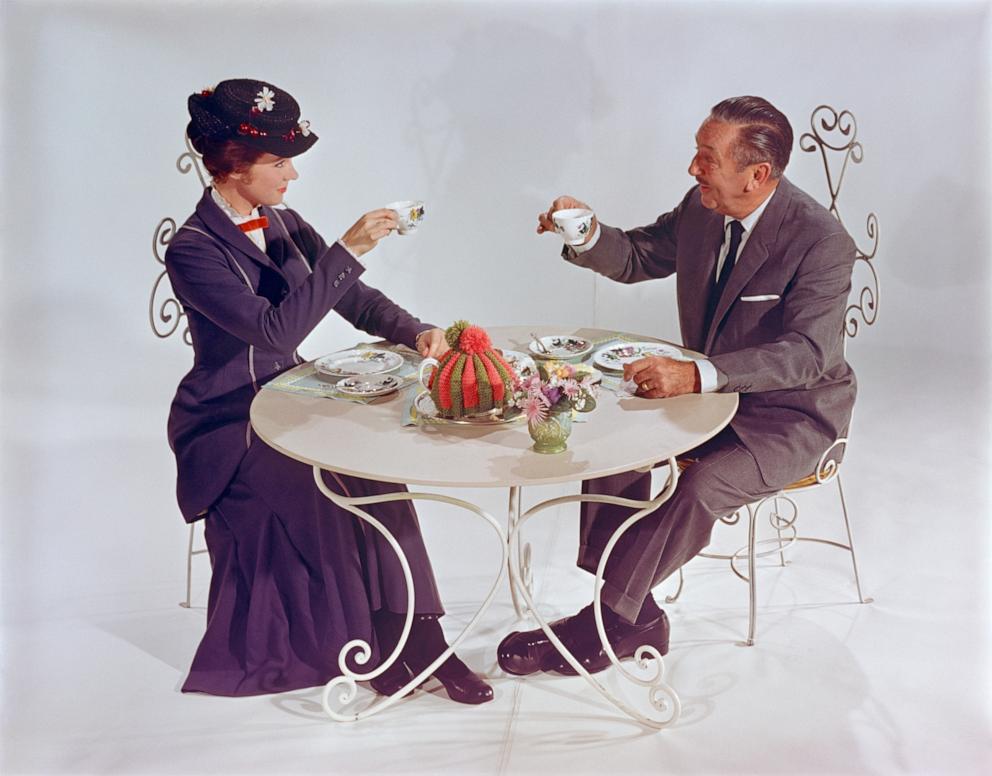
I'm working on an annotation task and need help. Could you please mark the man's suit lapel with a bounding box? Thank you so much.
[195,189,283,275]
[703,178,793,352]
[682,208,725,352]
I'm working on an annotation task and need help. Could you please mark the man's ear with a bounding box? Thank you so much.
[745,162,772,191]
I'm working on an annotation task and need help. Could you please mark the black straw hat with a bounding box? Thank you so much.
[187,79,318,157]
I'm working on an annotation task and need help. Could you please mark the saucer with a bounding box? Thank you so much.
[335,374,403,397]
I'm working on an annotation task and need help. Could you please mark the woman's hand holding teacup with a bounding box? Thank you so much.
[340,209,400,257]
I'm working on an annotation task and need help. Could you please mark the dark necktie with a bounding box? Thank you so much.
[704,219,744,332]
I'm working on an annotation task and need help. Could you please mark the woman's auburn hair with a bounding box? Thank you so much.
[191,135,266,184]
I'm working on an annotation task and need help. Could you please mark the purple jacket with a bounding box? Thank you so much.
[165,189,431,521]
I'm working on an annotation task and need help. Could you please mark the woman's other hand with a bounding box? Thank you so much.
[415,328,449,358]
[340,209,399,257]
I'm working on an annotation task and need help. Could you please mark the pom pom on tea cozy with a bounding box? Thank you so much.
[458,325,492,355]
[445,320,470,350]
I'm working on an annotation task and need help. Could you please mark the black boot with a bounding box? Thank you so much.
[403,615,494,705]
[369,610,415,697]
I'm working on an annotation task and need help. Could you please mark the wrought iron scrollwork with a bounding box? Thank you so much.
[800,105,879,339]
[176,133,209,188]
[150,136,209,347]
[814,438,847,485]
[149,217,190,344]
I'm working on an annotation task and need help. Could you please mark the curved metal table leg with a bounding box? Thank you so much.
[507,486,534,620]
[180,523,195,609]
[311,467,508,722]
[506,458,683,730]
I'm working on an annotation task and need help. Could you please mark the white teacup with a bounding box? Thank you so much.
[552,208,594,246]
[387,200,426,234]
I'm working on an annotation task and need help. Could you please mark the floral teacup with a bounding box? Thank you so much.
[387,200,426,234]
[552,208,594,246]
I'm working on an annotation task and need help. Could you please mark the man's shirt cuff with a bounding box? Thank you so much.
[694,358,719,393]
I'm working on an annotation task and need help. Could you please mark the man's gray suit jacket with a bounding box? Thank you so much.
[565,177,857,489]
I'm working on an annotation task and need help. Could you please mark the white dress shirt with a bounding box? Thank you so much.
[212,188,267,251]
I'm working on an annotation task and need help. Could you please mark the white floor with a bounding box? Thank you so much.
[2,344,990,775]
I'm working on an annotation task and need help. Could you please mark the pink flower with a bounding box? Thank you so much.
[522,374,542,393]
[522,393,550,424]
[562,379,581,399]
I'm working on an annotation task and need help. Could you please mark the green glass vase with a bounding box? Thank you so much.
[528,411,572,454]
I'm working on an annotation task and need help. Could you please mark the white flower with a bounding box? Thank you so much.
[298,119,311,137]
[254,86,276,112]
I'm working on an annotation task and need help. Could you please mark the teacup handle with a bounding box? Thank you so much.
[418,357,440,390]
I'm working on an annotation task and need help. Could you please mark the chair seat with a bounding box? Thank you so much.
[783,470,831,491]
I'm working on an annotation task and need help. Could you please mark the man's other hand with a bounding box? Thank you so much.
[624,356,700,398]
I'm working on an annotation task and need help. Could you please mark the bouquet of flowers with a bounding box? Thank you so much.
[510,361,599,424]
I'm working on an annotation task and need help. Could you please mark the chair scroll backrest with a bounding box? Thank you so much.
[149,135,209,347]
[799,106,880,339]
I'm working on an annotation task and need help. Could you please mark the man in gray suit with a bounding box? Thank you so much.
[498,96,857,676]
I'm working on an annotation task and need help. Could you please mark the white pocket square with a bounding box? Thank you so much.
[740,294,780,302]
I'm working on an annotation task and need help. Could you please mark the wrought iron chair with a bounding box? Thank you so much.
[666,105,879,645]
[150,136,210,608]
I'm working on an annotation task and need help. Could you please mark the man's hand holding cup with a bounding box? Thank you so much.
[538,195,598,247]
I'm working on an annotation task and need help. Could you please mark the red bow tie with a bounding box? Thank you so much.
[238,216,269,233]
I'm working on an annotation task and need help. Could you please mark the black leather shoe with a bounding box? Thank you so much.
[419,653,494,705]
[547,611,670,676]
[401,614,494,705]
[496,610,590,676]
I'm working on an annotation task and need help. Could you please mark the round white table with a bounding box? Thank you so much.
[250,325,737,728]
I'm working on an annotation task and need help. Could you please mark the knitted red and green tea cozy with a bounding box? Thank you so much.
[428,321,515,417]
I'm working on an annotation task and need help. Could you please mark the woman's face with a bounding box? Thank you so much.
[231,153,299,209]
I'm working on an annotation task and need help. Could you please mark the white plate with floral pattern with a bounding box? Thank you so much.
[500,350,538,379]
[528,335,593,361]
[314,348,404,378]
[592,341,689,372]
[335,374,403,397]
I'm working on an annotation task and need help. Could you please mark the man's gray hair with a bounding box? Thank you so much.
[710,96,793,179]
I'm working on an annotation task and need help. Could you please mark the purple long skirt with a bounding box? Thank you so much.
[181,438,443,697]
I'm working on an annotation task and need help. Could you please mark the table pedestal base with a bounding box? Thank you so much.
[506,457,683,729]
[312,457,683,729]
[312,467,507,722]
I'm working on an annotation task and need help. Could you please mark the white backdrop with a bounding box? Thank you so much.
[1,0,990,726]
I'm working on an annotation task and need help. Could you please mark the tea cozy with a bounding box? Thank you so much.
[428,321,515,417]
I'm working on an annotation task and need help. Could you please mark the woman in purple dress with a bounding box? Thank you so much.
[165,78,490,703]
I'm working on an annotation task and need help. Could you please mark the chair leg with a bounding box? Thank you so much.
[836,474,873,604]
[773,496,788,567]
[745,503,757,646]
[180,523,195,608]
[665,566,685,604]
